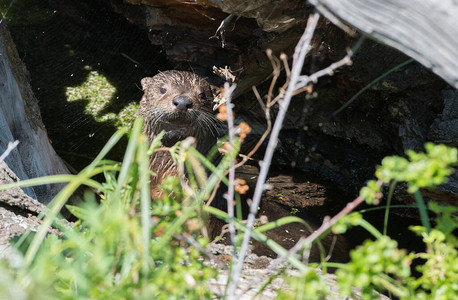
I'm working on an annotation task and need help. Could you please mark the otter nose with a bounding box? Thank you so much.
[172,96,193,111]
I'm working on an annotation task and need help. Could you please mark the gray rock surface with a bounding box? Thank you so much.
[206,243,389,299]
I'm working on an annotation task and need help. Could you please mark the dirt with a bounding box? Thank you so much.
[208,170,353,262]
[209,169,426,266]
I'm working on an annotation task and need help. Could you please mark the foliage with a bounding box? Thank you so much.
[336,236,414,299]
[362,143,457,232]
[0,119,218,299]
[276,267,329,300]
[332,204,458,300]
[375,143,457,193]
[282,143,457,299]
[339,144,457,299]
[0,118,456,299]
[410,204,458,299]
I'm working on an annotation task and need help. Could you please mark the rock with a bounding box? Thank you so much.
[0,161,46,214]
[308,0,458,89]
[206,243,390,299]
[429,90,458,146]
[104,0,457,204]
[0,161,73,260]
[0,206,38,259]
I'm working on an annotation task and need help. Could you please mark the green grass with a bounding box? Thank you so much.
[0,119,456,299]
[0,119,218,299]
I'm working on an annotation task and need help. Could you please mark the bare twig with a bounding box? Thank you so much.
[225,13,321,299]
[303,181,382,245]
[208,49,285,206]
[295,37,365,89]
[205,180,220,207]
[210,14,234,48]
[0,140,19,163]
[226,13,365,297]
[271,53,293,106]
[252,86,266,111]
[265,49,282,106]
[231,48,286,170]
[222,83,238,254]
[286,180,382,260]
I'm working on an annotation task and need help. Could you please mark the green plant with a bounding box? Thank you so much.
[336,236,414,299]
[0,119,219,299]
[276,267,329,300]
[0,112,318,299]
[339,144,457,299]
[365,143,457,231]
[279,143,457,299]
[409,203,458,299]
[1,117,456,300]
[333,204,458,300]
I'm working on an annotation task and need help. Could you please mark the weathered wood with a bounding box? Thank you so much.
[0,161,46,215]
[0,17,70,203]
[309,0,458,89]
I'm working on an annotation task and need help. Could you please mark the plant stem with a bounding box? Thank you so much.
[383,180,397,235]
[359,219,383,239]
[223,82,238,252]
[138,132,152,276]
[22,127,128,268]
[414,190,431,232]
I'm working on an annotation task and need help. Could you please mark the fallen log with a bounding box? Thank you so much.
[309,0,458,89]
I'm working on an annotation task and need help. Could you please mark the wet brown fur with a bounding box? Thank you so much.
[136,70,223,198]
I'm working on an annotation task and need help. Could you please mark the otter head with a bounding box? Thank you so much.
[137,70,223,153]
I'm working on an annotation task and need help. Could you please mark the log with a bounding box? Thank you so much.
[309,0,458,89]
[0,16,70,203]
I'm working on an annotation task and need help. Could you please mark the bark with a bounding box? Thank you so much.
[309,0,458,89]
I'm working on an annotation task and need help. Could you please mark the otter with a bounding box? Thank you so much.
[136,70,224,198]
[136,71,350,262]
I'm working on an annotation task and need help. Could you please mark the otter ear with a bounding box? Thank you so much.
[141,77,154,90]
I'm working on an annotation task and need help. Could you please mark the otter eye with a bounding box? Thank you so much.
[198,92,206,100]
[159,87,167,94]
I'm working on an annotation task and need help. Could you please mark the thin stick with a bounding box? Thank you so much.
[0,140,19,163]
[225,13,321,299]
[226,15,365,298]
[287,180,382,256]
[223,83,238,253]
[231,49,281,170]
